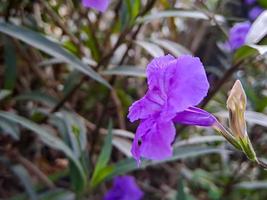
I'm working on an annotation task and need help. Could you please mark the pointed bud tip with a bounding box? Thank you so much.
[227,80,247,110]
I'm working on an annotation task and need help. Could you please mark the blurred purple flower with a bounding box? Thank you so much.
[82,0,109,12]
[128,55,216,163]
[249,6,264,20]
[244,0,256,5]
[104,176,143,200]
[228,21,251,51]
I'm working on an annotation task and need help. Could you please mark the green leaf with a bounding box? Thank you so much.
[191,169,222,200]
[63,70,82,95]
[37,58,65,67]
[135,40,164,57]
[11,188,76,200]
[258,0,267,8]
[90,165,114,188]
[235,181,267,190]
[245,111,267,127]
[246,11,267,44]
[101,66,146,77]
[247,44,267,55]
[0,116,20,140]
[233,46,257,63]
[15,91,60,108]
[151,38,191,56]
[38,188,75,200]
[138,10,225,24]
[56,112,89,192]
[3,36,17,90]
[60,112,87,157]
[0,22,110,88]
[109,146,226,179]
[176,177,188,200]
[90,121,113,188]
[0,111,87,191]
[11,165,38,200]
[174,136,225,148]
[131,0,141,20]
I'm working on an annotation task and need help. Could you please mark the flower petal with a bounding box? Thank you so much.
[147,54,175,92]
[128,89,163,122]
[104,176,143,200]
[164,55,210,113]
[82,0,109,12]
[131,116,175,162]
[228,21,251,50]
[173,106,216,127]
[145,55,210,116]
[249,6,264,21]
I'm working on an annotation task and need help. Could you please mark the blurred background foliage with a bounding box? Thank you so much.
[0,0,267,199]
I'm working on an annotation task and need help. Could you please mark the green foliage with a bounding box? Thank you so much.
[1,1,267,199]
[0,22,110,88]
[3,37,17,90]
[90,121,113,188]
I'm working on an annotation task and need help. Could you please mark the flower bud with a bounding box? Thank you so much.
[227,80,247,139]
[227,80,257,161]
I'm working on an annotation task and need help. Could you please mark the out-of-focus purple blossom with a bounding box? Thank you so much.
[128,55,216,163]
[244,0,256,5]
[248,6,264,20]
[104,176,143,200]
[82,0,109,12]
[228,21,251,51]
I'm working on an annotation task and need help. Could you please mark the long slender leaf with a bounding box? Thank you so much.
[39,188,75,200]
[135,40,164,57]
[108,146,227,179]
[57,112,89,192]
[151,39,191,56]
[138,10,225,24]
[11,165,38,200]
[90,121,113,188]
[101,66,146,77]
[15,92,61,108]
[235,181,267,190]
[112,137,132,157]
[246,11,267,44]
[176,177,188,200]
[0,111,87,190]
[0,22,110,88]
[0,116,20,140]
[174,136,225,148]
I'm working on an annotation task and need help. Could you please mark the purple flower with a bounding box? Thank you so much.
[104,176,143,200]
[82,0,109,12]
[128,55,216,163]
[228,21,251,51]
[248,6,264,20]
[244,0,256,5]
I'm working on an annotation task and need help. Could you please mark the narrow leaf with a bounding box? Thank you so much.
[0,112,87,189]
[151,39,191,56]
[11,165,38,200]
[102,66,146,77]
[108,146,227,179]
[246,10,267,44]
[0,22,110,88]
[138,10,225,24]
[90,121,113,187]
[135,40,164,57]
